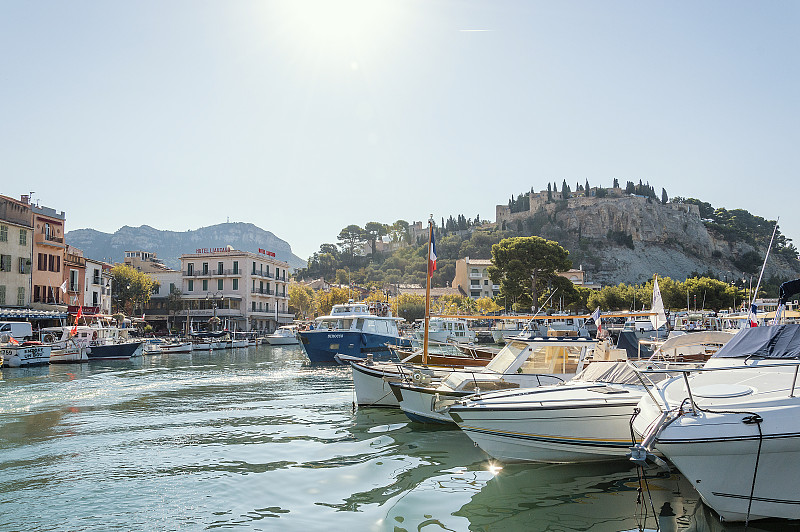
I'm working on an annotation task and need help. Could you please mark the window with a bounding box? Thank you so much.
[252,261,256,274]
[0,285,5,305]
[484,279,489,285]
[202,279,208,291]
[44,223,51,239]
[70,269,79,291]
[188,280,194,291]
[217,279,223,291]
[34,285,40,302]
[0,254,10,272]
[187,263,194,275]
[19,229,26,246]
[38,253,45,270]
[217,262,223,275]
[252,301,256,311]
[57,256,60,272]
[0,225,6,242]
[233,261,239,274]
[169,283,175,293]
[202,262,208,275]
[17,287,25,306]
[232,278,238,290]
[92,291,99,306]
[19,257,27,274]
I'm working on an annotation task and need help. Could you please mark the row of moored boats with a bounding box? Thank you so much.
[304,293,800,524]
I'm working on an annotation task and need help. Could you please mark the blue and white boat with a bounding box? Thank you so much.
[298,301,411,364]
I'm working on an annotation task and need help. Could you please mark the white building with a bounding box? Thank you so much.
[178,247,292,333]
[83,258,113,315]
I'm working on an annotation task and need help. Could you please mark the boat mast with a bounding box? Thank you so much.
[423,216,433,365]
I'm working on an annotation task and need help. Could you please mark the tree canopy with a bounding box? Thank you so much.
[111,264,158,315]
[487,236,573,312]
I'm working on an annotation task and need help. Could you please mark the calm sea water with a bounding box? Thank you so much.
[0,345,796,532]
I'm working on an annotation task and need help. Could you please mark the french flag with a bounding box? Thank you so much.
[748,302,759,328]
[428,230,437,275]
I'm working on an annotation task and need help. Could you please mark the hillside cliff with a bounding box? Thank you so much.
[66,223,307,271]
[497,193,800,286]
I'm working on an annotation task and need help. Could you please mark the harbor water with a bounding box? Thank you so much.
[0,345,796,532]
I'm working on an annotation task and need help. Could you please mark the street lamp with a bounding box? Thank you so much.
[206,291,221,330]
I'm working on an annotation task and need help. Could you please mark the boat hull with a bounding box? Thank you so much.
[86,341,143,360]
[263,335,299,346]
[159,342,193,354]
[450,386,642,463]
[1,344,51,367]
[299,330,410,364]
[50,347,88,363]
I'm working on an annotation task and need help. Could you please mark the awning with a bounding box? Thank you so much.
[0,308,68,320]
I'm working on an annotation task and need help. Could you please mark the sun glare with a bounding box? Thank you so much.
[273,0,403,60]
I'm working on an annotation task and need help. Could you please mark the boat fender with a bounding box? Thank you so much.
[92,331,98,340]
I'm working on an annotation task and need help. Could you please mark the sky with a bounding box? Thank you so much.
[2,1,798,262]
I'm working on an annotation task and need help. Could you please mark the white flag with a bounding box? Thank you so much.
[59,280,68,294]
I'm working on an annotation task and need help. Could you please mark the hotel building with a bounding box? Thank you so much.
[169,247,292,333]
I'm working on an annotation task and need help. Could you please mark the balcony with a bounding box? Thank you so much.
[251,288,275,296]
[250,270,274,279]
[185,268,242,277]
[34,233,65,249]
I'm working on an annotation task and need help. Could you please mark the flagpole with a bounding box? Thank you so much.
[423,216,433,365]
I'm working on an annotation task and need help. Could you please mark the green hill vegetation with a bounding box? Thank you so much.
[294,181,797,314]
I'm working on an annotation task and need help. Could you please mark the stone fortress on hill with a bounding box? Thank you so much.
[496,186,700,244]
[492,186,797,286]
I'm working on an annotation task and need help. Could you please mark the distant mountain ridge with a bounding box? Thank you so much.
[65,222,307,271]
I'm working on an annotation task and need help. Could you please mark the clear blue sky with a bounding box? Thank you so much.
[2,1,797,261]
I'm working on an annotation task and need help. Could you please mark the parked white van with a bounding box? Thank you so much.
[0,321,34,341]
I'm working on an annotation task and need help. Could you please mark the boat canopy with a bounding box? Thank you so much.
[712,324,800,359]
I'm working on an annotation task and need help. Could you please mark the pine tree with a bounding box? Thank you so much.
[661,188,668,204]
[585,179,590,193]
[613,178,619,189]
[547,182,552,201]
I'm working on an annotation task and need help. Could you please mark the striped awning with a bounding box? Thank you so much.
[0,308,68,320]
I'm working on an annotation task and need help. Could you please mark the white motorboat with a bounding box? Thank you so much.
[490,319,528,344]
[631,324,800,522]
[264,325,299,345]
[390,338,595,424]
[413,317,476,344]
[1,338,51,367]
[160,340,193,354]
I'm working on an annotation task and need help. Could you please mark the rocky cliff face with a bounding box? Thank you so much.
[65,223,307,270]
[502,196,800,286]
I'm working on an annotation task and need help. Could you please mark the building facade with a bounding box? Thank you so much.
[64,245,86,308]
[172,247,292,333]
[452,258,500,299]
[84,258,113,314]
[30,203,67,308]
[0,195,33,307]
[123,250,173,273]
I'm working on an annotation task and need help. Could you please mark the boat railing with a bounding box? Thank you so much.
[628,359,800,416]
